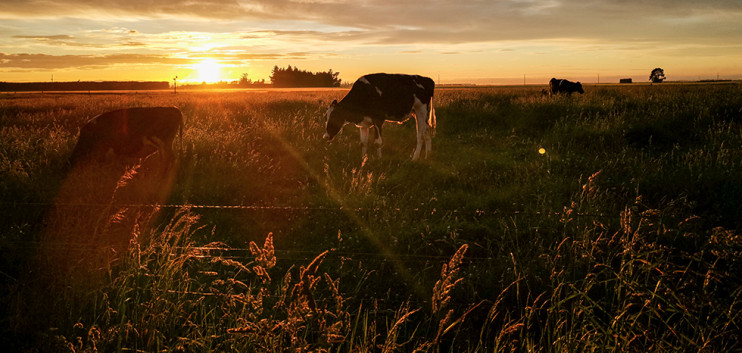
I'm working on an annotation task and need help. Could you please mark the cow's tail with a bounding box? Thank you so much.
[428,96,437,138]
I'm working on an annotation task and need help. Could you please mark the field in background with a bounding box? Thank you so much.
[1,83,741,352]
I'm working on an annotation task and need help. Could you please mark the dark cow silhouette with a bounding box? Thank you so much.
[549,78,584,96]
[70,107,183,165]
[323,73,436,160]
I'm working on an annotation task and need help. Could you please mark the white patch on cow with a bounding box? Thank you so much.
[359,77,371,85]
[375,86,383,96]
[323,105,335,140]
[325,105,335,123]
[414,80,425,90]
[359,116,374,128]
[411,95,426,115]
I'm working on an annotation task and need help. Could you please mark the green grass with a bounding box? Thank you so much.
[1,83,741,352]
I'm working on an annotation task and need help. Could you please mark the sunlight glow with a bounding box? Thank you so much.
[194,58,223,83]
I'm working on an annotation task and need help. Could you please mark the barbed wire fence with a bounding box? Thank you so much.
[0,200,617,217]
[0,200,627,307]
[0,199,618,261]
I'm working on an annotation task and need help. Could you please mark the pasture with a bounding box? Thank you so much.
[1,83,741,352]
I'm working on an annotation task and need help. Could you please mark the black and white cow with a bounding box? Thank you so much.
[323,73,436,160]
[549,78,584,96]
[70,107,183,165]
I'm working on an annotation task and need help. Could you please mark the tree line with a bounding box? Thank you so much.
[270,66,341,88]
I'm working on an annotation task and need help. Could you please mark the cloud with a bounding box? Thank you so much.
[0,0,740,48]
[11,35,83,47]
[0,0,251,19]
[9,37,141,50]
[0,52,188,69]
[0,51,321,70]
[13,35,75,41]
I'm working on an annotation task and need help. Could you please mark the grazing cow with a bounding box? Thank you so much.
[549,78,584,96]
[70,107,183,165]
[323,73,436,160]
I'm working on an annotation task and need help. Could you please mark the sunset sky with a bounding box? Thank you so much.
[1,0,741,85]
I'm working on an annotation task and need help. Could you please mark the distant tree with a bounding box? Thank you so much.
[649,68,666,83]
[239,73,251,85]
[270,65,341,87]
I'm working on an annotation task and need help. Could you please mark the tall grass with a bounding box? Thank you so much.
[1,83,741,351]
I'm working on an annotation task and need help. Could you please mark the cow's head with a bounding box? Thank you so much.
[323,99,346,141]
[575,82,584,94]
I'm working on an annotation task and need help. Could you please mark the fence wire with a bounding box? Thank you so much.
[0,200,618,263]
[0,200,616,219]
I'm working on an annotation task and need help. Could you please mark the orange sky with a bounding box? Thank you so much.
[1,1,741,85]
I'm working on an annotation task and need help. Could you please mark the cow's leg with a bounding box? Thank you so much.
[412,118,425,160]
[412,97,430,160]
[359,126,370,158]
[423,102,433,158]
[373,124,383,158]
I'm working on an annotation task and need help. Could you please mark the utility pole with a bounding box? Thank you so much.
[173,76,177,94]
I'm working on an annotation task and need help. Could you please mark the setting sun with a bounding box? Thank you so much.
[194,58,223,83]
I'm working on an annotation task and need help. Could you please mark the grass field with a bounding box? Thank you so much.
[1,83,741,352]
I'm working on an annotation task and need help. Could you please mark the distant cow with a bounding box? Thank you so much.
[323,73,436,160]
[70,107,183,165]
[549,78,584,96]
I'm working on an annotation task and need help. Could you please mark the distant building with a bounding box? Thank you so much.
[620,78,633,84]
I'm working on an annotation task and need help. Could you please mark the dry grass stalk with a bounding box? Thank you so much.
[432,244,468,314]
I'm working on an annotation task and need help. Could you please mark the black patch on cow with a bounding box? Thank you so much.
[325,73,435,140]
[549,78,584,95]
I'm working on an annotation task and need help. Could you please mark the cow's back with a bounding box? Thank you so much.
[343,74,434,120]
[70,107,183,164]
[124,107,182,139]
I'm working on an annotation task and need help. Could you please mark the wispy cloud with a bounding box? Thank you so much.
[0,53,186,69]
[2,0,740,45]
[0,0,740,82]
[0,0,252,19]
[0,51,319,70]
